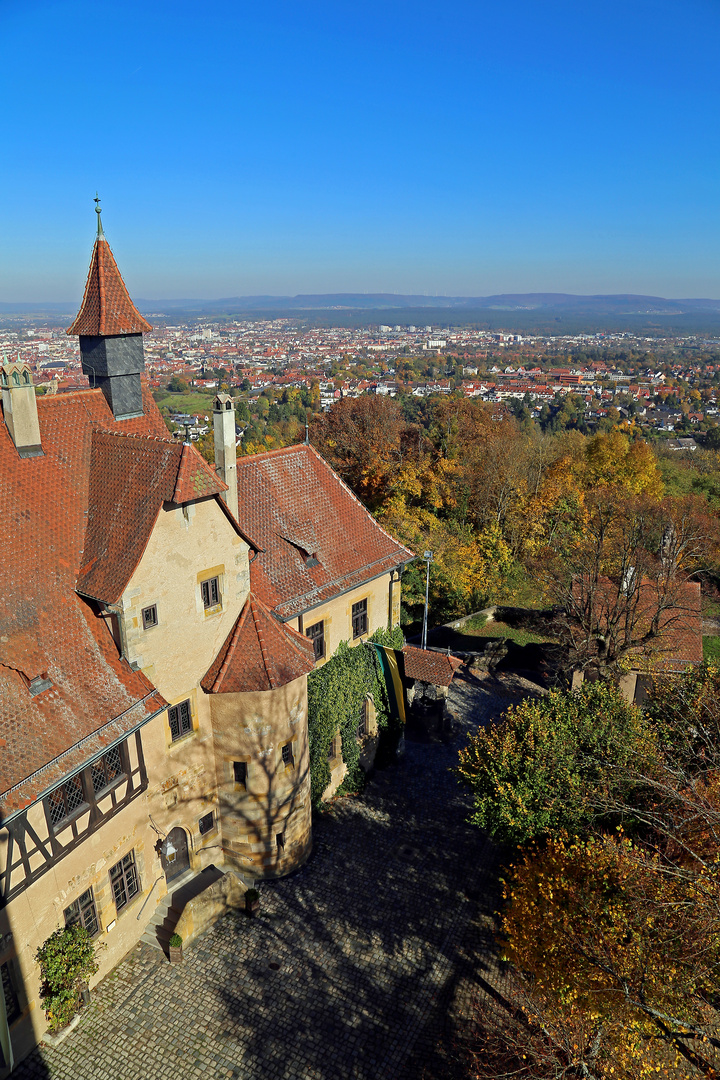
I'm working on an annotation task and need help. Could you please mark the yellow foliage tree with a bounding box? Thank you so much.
[581,431,663,498]
[501,834,720,1078]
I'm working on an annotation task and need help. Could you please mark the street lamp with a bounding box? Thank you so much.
[421,550,433,650]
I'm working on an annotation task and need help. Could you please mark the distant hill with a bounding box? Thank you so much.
[4,293,720,335]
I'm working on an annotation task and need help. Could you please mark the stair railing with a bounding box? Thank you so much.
[136,874,165,921]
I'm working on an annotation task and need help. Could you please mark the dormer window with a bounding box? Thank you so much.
[29,675,53,697]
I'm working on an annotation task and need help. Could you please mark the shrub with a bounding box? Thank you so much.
[168,933,182,948]
[35,925,99,1032]
[245,889,259,903]
[456,681,655,845]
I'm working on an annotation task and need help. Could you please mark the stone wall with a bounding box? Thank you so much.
[174,871,247,945]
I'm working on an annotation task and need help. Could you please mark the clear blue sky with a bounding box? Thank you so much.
[2,0,720,300]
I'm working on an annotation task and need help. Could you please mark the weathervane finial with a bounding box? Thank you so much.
[94,192,105,239]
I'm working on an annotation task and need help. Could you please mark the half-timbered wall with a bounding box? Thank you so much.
[0,732,147,905]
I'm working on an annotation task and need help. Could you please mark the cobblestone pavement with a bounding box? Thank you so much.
[15,669,542,1080]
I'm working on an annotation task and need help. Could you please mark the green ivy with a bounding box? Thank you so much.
[307,626,404,805]
[35,925,100,1032]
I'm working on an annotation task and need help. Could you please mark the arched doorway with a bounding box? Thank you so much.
[159,827,191,883]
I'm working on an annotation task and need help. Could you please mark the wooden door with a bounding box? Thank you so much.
[160,827,190,882]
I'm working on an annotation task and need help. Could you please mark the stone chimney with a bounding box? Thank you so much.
[1,361,43,458]
[213,392,238,518]
[67,198,152,421]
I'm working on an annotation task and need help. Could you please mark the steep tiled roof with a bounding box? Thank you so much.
[67,237,152,336]
[0,386,169,815]
[76,432,227,604]
[173,442,228,503]
[202,592,315,693]
[236,444,414,620]
[403,646,463,687]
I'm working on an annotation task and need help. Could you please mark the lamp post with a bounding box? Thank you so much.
[421,550,433,650]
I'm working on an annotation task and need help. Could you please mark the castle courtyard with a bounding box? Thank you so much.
[12,669,540,1080]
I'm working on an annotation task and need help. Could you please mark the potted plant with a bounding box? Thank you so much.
[245,888,260,917]
[36,925,99,1035]
[168,932,183,964]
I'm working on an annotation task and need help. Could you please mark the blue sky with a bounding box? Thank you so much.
[2,0,719,300]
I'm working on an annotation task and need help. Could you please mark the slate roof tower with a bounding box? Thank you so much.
[67,197,152,420]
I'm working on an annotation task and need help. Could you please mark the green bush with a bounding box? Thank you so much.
[456,681,655,845]
[35,925,99,1032]
[307,626,404,805]
[168,933,183,948]
[244,889,259,903]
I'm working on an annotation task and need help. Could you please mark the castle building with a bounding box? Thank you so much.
[0,211,412,1071]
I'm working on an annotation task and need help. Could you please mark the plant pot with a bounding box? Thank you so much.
[245,896,260,917]
[168,945,183,964]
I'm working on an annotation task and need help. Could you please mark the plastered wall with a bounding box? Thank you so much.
[291,570,401,665]
[209,676,312,878]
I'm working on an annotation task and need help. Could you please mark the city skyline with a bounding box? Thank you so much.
[2,0,720,300]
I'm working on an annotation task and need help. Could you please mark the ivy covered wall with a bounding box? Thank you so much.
[307,626,404,805]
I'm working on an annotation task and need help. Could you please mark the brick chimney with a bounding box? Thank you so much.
[1,360,42,458]
[67,198,152,421]
[213,392,238,518]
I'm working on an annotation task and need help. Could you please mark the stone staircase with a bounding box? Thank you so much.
[140,864,226,954]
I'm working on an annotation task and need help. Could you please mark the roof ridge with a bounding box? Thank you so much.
[211,602,249,693]
[249,595,275,684]
[93,428,175,444]
[237,442,312,465]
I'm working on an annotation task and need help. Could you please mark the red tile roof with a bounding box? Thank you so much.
[76,433,228,605]
[0,386,169,814]
[236,444,414,620]
[173,442,227,503]
[201,592,315,693]
[67,237,152,336]
[403,646,463,687]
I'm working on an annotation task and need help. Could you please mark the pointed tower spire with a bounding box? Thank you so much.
[67,199,152,420]
[94,192,105,239]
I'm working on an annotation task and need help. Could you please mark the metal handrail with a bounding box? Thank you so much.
[136,874,164,920]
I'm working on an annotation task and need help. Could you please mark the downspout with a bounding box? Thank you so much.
[104,602,128,661]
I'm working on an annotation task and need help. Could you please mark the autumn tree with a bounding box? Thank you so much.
[539,490,716,676]
[501,834,720,1078]
[458,664,720,1079]
[309,396,411,510]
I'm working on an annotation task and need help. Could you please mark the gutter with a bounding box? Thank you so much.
[1,691,167,827]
